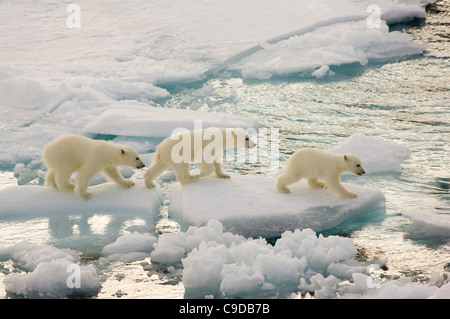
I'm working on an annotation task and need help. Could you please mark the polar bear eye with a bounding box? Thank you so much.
[356,164,360,167]
[136,157,139,160]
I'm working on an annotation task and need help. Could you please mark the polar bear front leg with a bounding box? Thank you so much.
[103,167,135,188]
[143,159,168,188]
[325,177,357,198]
[213,162,230,179]
[75,166,97,201]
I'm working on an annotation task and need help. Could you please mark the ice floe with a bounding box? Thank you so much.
[330,133,411,174]
[169,173,386,238]
[83,104,259,138]
[0,181,162,218]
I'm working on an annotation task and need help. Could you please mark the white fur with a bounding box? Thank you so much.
[144,127,255,188]
[275,148,365,198]
[43,134,145,201]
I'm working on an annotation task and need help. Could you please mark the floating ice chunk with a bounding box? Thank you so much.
[380,2,427,25]
[234,20,426,79]
[83,105,259,138]
[150,219,245,266]
[298,273,340,299]
[0,181,162,218]
[330,133,411,174]
[169,174,385,238]
[345,277,439,299]
[102,231,157,263]
[90,79,170,101]
[1,243,100,298]
[151,220,363,298]
[312,65,335,79]
[403,211,450,241]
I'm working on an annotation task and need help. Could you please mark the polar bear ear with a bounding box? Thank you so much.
[232,127,243,136]
[121,149,126,156]
[344,155,348,161]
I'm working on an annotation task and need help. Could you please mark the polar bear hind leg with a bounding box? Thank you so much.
[275,169,302,194]
[174,163,199,185]
[54,170,76,193]
[308,178,326,189]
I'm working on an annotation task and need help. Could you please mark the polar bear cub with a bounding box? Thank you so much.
[275,148,365,198]
[144,127,256,188]
[43,134,145,201]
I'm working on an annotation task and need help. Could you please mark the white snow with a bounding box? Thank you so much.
[0,181,162,218]
[169,173,386,238]
[330,133,411,174]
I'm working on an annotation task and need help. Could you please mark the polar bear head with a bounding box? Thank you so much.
[343,153,365,176]
[228,127,256,149]
[120,146,145,169]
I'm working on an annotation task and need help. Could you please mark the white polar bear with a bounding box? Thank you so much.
[275,148,365,198]
[144,127,256,188]
[43,134,145,201]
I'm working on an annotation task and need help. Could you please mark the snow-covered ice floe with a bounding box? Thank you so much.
[403,211,450,242]
[329,133,411,174]
[169,174,386,238]
[83,104,259,138]
[0,181,162,218]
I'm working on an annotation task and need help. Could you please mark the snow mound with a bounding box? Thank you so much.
[330,133,411,174]
[169,174,385,238]
[0,181,162,218]
[0,243,100,298]
[83,105,259,138]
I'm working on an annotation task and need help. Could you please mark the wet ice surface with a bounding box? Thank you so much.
[0,0,449,298]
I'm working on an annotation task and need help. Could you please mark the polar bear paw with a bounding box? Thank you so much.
[216,173,231,179]
[341,191,358,199]
[121,179,135,188]
[78,192,92,201]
